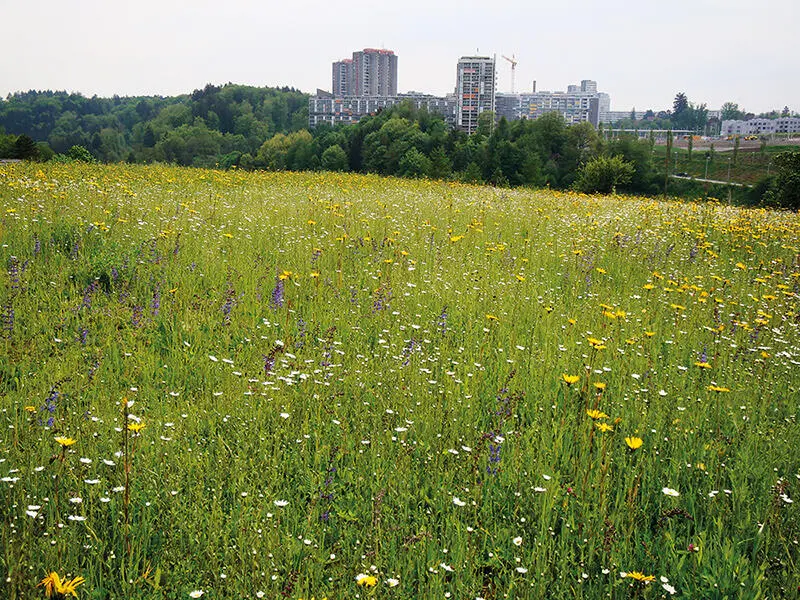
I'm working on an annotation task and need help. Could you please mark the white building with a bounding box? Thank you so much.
[455,56,496,134]
[495,82,610,127]
[721,118,800,135]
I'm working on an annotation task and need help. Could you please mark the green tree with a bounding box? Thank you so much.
[66,145,95,163]
[765,150,800,210]
[673,93,688,116]
[575,155,635,194]
[320,145,348,172]
[428,147,452,180]
[13,134,39,160]
[721,102,743,121]
[398,148,432,178]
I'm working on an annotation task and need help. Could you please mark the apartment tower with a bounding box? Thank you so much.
[332,49,398,97]
[455,56,496,134]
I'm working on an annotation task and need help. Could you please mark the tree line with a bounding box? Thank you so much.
[0,84,308,167]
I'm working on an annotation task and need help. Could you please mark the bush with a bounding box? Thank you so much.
[575,155,635,194]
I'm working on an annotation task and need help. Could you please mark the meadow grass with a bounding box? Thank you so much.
[1,163,799,599]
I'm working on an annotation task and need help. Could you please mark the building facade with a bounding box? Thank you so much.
[721,118,800,136]
[331,49,398,97]
[332,59,353,97]
[455,56,496,134]
[309,92,457,128]
[495,82,610,127]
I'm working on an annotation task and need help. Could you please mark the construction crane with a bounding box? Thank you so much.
[502,54,518,94]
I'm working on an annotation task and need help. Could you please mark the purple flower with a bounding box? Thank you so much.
[151,286,161,316]
[132,305,143,328]
[270,278,285,310]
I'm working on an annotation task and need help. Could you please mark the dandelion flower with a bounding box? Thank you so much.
[562,374,580,385]
[596,422,613,432]
[54,436,76,447]
[626,571,655,582]
[127,422,146,433]
[707,385,730,393]
[586,409,609,419]
[625,437,643,450]
[38,572,85,598]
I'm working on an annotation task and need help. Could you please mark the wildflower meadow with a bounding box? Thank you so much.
[1,162,799,599]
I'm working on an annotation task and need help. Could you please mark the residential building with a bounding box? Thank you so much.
[721,117,800,135]
[332,59,353,96]
[352,49,398,96]
[331,49,398,97]
[455,56,496,134]
[309,91,457,128]
[495,81,610,127]
[600,110,646,124]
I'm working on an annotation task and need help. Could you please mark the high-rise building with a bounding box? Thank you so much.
[332,59,353,96]
[352,49,398,96]
[455,56,496,134]
[331,49,398,97]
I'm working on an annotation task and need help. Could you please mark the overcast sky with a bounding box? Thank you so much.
[3,0,797,114]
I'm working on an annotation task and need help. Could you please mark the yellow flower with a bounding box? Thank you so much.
[643,283,655,290]
[735,262,747,270]
[626,571,655,582]
[644,331,655,338]
[356,574,378,587]
[694,361,712,369]
[24,405,37,413]
[38,572,85,598]
[515,274,525,282]
[54,436,76,447]
[586,409,609,419]
[593,382,607,391]
[596,422,613,432]
[707,385,730,393]
[485,314,499,321]
[127,422,146,433]
[625,437,643,450]
[562,374,580,385]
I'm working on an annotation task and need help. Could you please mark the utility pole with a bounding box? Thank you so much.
[664,130,673,196]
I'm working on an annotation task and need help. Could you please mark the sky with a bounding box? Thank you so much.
[3,0,798,114]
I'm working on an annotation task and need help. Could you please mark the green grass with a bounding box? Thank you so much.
[653,143,798,186]
[1,163,799,599]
